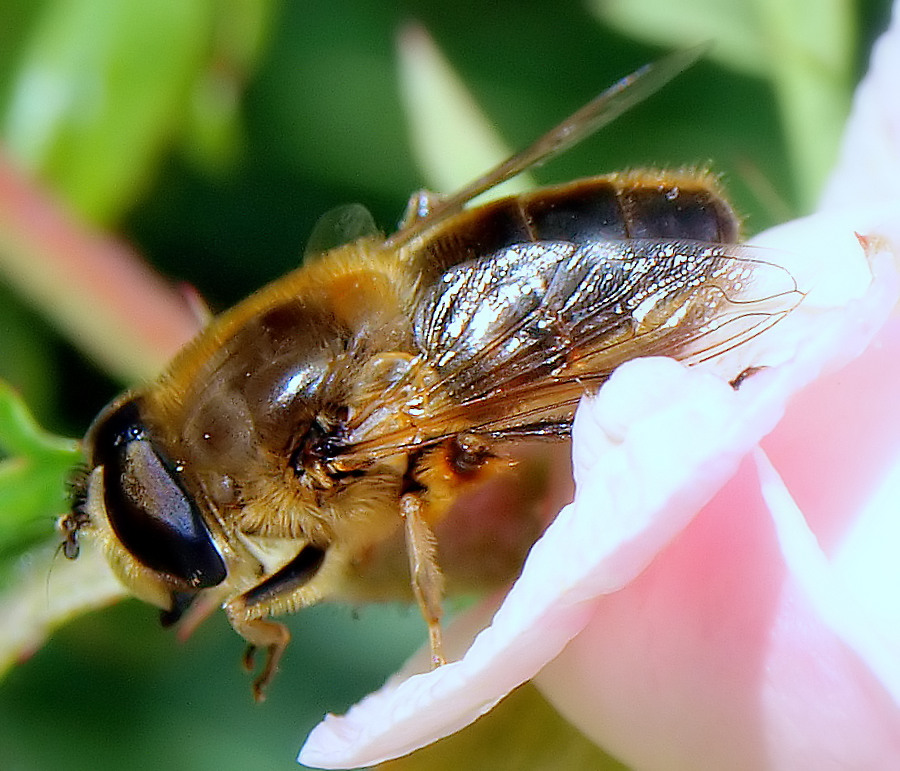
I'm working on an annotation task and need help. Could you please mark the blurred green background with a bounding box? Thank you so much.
[0,0,892,769]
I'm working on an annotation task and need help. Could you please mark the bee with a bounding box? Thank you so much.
[60,47,800,700]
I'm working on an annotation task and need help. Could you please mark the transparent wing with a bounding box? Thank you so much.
[385,45,708,250]
[339,239,801,461]
[304,203,380,259]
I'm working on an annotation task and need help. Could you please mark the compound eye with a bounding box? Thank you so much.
[91,400,227,589]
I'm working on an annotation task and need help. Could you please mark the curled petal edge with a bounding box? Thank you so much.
[754,449,900,707]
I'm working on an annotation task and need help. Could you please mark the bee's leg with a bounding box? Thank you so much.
[400,492,447,667]
[730,365,766,390]
[226,609,290,702]
[226,544,328,700]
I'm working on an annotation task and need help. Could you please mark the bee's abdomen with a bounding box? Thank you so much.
[417,170,739,281]
[520,170,739,244]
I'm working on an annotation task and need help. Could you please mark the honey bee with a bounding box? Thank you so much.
[60,48,800,700]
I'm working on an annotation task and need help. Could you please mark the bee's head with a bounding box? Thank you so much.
[62,395,227,616]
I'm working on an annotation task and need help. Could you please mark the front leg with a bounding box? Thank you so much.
[224,543,328,700]
[400,492,446,667]
[227,610,290,702]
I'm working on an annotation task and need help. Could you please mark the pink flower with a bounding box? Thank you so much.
[299,8,900,769]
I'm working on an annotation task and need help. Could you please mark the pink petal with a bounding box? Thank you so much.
[536,317,900,768]
[537,451,900,770]
[300,208,898,767]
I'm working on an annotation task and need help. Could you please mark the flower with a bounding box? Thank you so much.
[299,7,900,769]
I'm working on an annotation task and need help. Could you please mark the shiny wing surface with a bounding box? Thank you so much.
[413,239,799,433]
[340,239,800,461]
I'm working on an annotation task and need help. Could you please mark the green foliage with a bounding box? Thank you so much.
[591,0,857,209]
[1,0,275,223]
[0,380,78,565]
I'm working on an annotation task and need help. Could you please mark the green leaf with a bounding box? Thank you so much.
[181,0,279,174]
[0,383,125,678]
[589,0,855,210]
[2,0,215,223]
[753,0,854,210]
[0,380,79,560]
[590,0,770,75]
